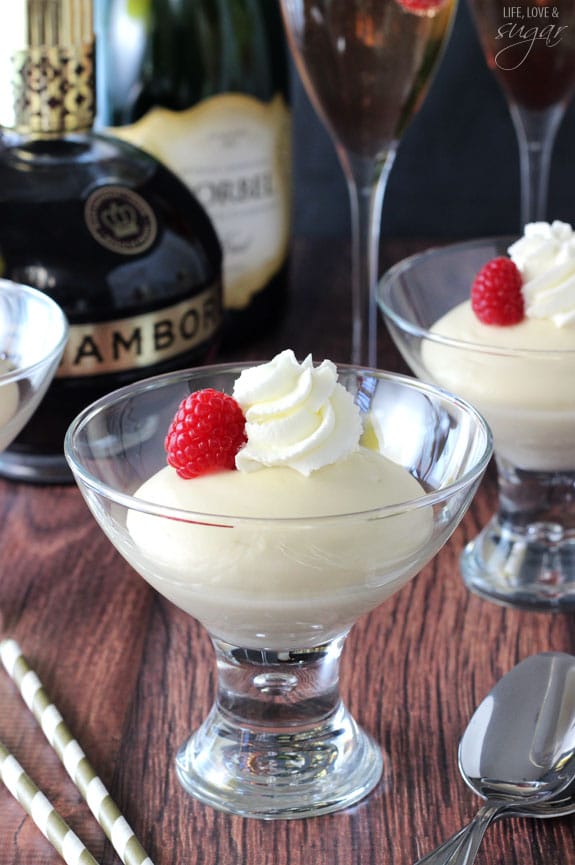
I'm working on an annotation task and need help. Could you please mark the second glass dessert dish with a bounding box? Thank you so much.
[0,280,68,455]
[65,352,491,819]
[378,226,575,611]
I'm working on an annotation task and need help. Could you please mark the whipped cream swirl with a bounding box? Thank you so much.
[509,220,575,327]
[233,350,362,475]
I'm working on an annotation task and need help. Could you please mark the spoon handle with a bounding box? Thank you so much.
[413,803,502,865]
[444,804,501,865]
[412,826,468,865]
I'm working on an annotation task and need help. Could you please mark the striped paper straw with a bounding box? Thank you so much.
[0,639,154,865]
[0,739,98,865]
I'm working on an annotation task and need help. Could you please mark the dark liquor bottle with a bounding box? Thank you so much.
[95,0,292,347]
[0,0,223,483]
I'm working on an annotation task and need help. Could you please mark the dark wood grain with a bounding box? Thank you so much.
[0,236,573,865]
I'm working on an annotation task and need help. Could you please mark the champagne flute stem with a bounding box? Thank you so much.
[508,101,565,227]
[340,149,396,368]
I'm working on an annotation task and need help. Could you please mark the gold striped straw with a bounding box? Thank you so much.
[0,739,98,865]
[0,639,155,865]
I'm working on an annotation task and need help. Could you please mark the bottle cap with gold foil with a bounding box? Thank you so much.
[0,0,95,135]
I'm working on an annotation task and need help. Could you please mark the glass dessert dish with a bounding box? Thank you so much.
[378,237,575,611]
[64,362,491,820]
[0,280,68,455]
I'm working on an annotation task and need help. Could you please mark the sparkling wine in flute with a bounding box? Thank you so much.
[468,0,575,223]
[284,0,456,158]
[280,0,457,366]
[470,0,575,109]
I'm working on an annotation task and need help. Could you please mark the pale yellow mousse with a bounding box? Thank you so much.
[132,446,424,517]
[0,359,20,452]
[123,449,432,649]
[124,351,434,648]
[422,298,575,471]
[125,447,432,649]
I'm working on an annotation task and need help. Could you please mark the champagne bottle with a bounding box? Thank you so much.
[95,0,292,346]
[0,0,223,483]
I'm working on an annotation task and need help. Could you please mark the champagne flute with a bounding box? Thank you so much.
[468,0,575,227]
[280,0,457,367]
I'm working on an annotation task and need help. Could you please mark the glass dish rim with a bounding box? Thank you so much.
[0,279,69,384]
[64,362,493,526]
[377,235,575,359]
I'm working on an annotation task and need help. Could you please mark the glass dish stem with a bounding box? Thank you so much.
[175,634,384,819]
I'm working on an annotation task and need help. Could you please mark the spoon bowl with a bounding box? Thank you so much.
[460,652,575,799]
[415,652,575,864]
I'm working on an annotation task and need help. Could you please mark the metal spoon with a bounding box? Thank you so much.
[415,794,575,865]
[414,652,575,865]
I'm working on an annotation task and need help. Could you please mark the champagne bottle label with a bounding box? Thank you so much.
[110,93,291,310]
[58,285,221,377]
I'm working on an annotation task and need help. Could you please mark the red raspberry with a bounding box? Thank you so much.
[165,389,247,479]
[470,257,525,325]
[395,0,448,14]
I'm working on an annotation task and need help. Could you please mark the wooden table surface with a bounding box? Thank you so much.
[1,236,574,865]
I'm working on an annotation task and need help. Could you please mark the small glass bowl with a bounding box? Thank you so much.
[0,280,68,455]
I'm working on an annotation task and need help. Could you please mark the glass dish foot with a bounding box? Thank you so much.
[462,460,575,611]
[176,700,383,819]
[461,513,575,611]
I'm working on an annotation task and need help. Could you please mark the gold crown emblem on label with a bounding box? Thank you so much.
[100,201,141,240]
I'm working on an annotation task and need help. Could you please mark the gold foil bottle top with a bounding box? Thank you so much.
[0,0,95,134]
